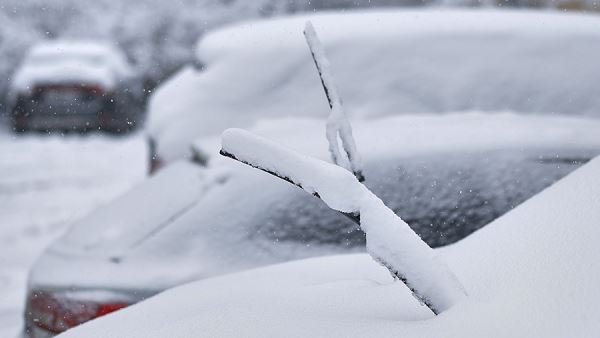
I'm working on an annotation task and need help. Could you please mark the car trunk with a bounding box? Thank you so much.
[29,84,106,115]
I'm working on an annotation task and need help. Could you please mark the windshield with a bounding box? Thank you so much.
[212,149,594,251]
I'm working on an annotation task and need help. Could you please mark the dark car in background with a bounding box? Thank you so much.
[7,40,142,133]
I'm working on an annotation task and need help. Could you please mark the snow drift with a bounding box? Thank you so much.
[32,112,600,293]
[147,9,600,162]
[59,152,600,338]
[222,127,467,313]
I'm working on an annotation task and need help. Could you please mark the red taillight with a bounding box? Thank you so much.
[27,290,129,334]
[82,85,104,96]
[149,155,164,175]
[147,137,163,175]
[33,84,105,96]
[96,303,127,317]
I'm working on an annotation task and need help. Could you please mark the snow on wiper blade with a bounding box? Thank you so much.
[303,21,364,182]
[221,128,467,315]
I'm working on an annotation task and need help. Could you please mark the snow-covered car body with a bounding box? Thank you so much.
[26,113,600,337]
[8,41,140,132]
[146,9,600,168]
[57,156,600,337]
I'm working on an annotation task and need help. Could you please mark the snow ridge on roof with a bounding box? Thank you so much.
[10,40,131,93]
[148,9,600,162]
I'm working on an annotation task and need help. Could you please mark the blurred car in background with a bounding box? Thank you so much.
[23,112,600,337]
[145,9,600,173]
[7,40,142,133]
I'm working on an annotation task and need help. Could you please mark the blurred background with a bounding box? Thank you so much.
[1,0,598,115]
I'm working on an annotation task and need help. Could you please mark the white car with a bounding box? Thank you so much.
[145,9,600,171]
[57,131,600,337]
[25,112,600,337]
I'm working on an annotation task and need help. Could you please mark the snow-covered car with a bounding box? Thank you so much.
[7,40,140,133]
[24,112,600,337]
[56,155,600,337]
[145,9,600,172]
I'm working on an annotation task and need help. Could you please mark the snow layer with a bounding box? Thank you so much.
[55,161,212,258]
[222,128,466,313]
[19,112,597,338]
[59,154,600,338]
[148,9,600,162]
[0,132,146,337]
[0,12,40,109]
[303,21,363,179]
[221,128,365,212]
[34,113,600,293]
[10,40,131,95]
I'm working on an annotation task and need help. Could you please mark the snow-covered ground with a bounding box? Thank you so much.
[0,129,146,337]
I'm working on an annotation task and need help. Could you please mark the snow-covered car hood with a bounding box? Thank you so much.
[30,113,600,292]
[147,9,600,163]
[58,150,600,337]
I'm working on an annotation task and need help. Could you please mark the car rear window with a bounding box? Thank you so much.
[254,149,591,248]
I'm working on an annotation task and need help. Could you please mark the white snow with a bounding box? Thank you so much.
[56,161,211,256]
[33,112,600,294]
[0,11,40,104]
[147,9,600,163]
[303,21,363,180]
[58,154,600,338]
[215,112,600,165]
[10,40,132,95]
[28,161,231,292]
[221,127,466,313]
[221,128,365,212]
[0,132,146,337]
[0,0,305,92]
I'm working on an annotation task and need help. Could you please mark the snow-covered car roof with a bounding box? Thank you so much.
[10,40,132,94]
[31,113,600,291]
[58,150,600,338]
[146,9,600,163]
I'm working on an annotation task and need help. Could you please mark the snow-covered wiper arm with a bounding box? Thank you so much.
[304,21,364,182]
[219,140,360,225]
[220,128,467,315]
